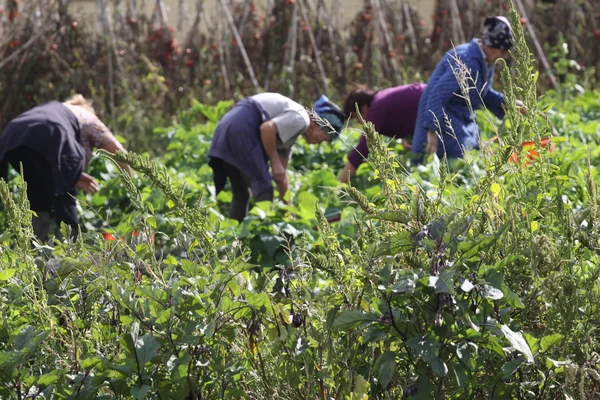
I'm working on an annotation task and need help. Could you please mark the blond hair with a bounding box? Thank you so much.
[64,94,96,115]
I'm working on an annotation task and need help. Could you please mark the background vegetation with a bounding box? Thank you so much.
[0,1,600,399]
[0,0,598,154]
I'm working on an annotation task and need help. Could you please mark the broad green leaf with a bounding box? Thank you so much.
[377,351,396,388]
[490,183,501,197]
[482,285,503,300]
[430,357,448,377]
[81,357,102,370]
[131,384,152,399]
[524,332,540,355]
[457,341,478,371]
[500,325,534,363]
[259,234,284,258]
[0,269,16,281]
[406,336,439,363]
[409,374,433,399]
[451,364,467,388]
[135,334,161,368]
[246,292,271,310]
[332,310,379,330]
[38,373,59,387]
[392,272,418,294]
[540,334,564,352]
[531,220,539,233]
[502,356,524,377]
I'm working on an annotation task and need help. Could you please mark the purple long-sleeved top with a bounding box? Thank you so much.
[347,83,425,169]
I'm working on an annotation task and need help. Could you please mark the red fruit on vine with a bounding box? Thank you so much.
[596,12,600,19]
[71,21,79,29]
[127,17,137,25]
[287,0,294,4]
[210,42,218,49]
[594,30,600,38]
[204,79,212,86]
[418,20,425,26]
[354,62,363,70]
[185,59,194,66]
[396,34,405,41]
[102,232,117,241]
[387,52,393,59]
[185,48,192,54]
[51,43,58,50]
[519,17,527,25]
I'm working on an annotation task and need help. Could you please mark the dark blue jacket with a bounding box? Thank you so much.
[412,39,506,159]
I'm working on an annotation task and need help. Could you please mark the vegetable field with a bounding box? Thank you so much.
[1,3,600,400]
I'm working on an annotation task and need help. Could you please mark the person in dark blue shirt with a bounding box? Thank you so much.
[412,16,524,161]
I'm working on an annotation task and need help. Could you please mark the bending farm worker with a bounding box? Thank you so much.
[0,95,131,241]
[209,93,344,222]
[412,16,525,161]
[339,83,426,183]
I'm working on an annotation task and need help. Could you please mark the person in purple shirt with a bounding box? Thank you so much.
[339,83,425,183]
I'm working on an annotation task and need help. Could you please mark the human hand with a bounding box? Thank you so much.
[77,172,100,194]
[276,173,289,200]
[402,140,412,151]
[272,162,286,184]
[516,100,528,115]
[426,131,438,154]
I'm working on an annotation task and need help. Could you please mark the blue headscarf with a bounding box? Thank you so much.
[313,95,345,139]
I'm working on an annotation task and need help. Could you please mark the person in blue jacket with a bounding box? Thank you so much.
[412,16,524,161]
[209,93,345,222]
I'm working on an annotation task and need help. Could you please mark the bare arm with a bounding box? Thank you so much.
[260,120,285,180]
[260,120,288,198]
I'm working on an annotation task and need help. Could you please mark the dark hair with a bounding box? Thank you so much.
[343,85,376,118]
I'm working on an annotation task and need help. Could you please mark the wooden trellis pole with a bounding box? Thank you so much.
[299,0,329,94]
[219,0,260,93]
[374,0,401,84]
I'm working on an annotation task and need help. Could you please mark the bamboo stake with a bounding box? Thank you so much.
[513,0,558,91]
[154,0,168,28]
[402,1,417,55]
[298,0,329,94]
[287,2,299,84]
[317,0,342,79]
[130,0,137,19]
[374,0,401,84]
[216,1,231,96]
[235,0,251,29]
[177,0,185,37]
[99,0,115,117]
[449,0,465,44]
[219,0,260,93]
